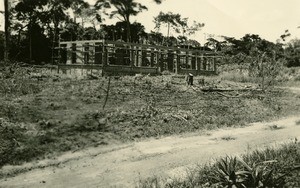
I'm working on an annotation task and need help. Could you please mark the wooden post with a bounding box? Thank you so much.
[191,52,196,70]
[155,49,159,65]
[150,48,154,67]
[213,57,217,72]
[160,50,164,72]
[167,50,174,71]
[175,50,180,74]
[130,45,135,67]
[103,46,108,66]
[185,51,189,69]
[76,43,84,64]
[84,42,89,64]
[90,42,95,64]
[156,49,160,72]
[95,43,102,64]
[155,49,159,71]
[72,43,76,64]
[135,47,138,66]
[135,47,139,67]
[203,57,207,71]
[141,47,147,66]
[208,58,211,71]
[195,52,199,70]
[66,43,72,64]
[138,47,142,67]
[200,54,204,70]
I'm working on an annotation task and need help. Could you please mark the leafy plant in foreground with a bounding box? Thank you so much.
[239,159,285,188]
[212,156,248,188]
[212,156,298,188]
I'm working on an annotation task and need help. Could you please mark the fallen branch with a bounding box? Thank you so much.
[216,91,243,98]
[200,88,262,92]
[171,115,188,122]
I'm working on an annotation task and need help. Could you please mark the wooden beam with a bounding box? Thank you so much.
[61,39,217,55]
[60,40,104,44]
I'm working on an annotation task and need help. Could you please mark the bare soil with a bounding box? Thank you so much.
[1,115,300,188]
[1,68,300,187]
[2,73,298,168]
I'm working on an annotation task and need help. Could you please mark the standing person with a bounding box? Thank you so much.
[186,73,194,86]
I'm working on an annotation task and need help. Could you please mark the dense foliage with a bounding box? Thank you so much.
[139,141,300,188]
[1,0,300,67]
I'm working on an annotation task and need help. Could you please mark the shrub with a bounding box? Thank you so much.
[137,142,300,188]
[0,64,43,96]
[219,71,252,83]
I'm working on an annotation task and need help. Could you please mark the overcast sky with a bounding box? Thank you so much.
[1,0,300,43]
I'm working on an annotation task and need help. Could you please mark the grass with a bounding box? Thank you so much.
[0,65,300,171]
[137,141,300,188]
[218,70,254,83]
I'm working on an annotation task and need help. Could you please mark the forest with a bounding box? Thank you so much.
[1,0,300,68]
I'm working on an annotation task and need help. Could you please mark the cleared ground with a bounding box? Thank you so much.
[1,68,300,187]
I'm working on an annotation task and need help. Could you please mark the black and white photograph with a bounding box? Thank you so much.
[0,0,300,187]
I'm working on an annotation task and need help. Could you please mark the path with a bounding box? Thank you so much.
[1,115,300,188]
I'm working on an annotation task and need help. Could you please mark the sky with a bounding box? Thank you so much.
[1,0,300,43]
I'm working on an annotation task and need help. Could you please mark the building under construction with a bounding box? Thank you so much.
[57,40,219,76]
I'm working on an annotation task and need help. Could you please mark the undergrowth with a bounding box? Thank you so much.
[0,65,300,172]
[137,141,300,188]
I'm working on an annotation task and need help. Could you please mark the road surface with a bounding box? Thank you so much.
[1,115,300,188]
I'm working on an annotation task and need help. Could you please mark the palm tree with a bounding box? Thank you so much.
[95,0,162,42]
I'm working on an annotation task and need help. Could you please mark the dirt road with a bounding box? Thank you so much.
[1,115,300,188]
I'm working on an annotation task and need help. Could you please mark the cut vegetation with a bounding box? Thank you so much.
[1,65,300,178]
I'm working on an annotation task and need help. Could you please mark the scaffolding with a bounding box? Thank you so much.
[57,40,220,76]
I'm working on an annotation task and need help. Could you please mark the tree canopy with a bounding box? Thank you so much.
[95,0,162,42]
[1,0,299,68]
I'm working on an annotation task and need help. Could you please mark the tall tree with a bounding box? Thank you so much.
[101,21,146,42]
[284,39,300,67]
[184,21,205,38]
[280,29,291,42]
[177,20,204,48]
[95,0,162,42]
[80,7,102,29]
[4,0,11,62]
[70,0,89,23]
[205,37,224,52]
[14,0,78,63]
[154,11,183,38]
[15,0,48,62]
[60,19,82,41]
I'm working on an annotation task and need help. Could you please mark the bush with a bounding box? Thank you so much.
[138,142,300,188]
[0,64,43,96]
[219,71,252,83]
[0,119,25,167]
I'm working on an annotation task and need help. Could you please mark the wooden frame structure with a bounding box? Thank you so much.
[57,40,219,76]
